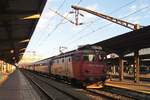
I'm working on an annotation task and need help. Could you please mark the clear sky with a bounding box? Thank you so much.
[23,0,150,60]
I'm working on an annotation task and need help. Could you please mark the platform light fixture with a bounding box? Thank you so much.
[12,57,15,60]
[10,50,14,53]
[19,39,30,43]
[19,48,26,52]
[21,14,40,20]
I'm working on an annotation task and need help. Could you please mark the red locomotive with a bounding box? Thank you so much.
[26,46,107,87]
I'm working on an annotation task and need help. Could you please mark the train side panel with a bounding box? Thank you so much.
[34,59,50,74]
[72,54,83,80]
[51,56,74,78]
[35,64,49,74]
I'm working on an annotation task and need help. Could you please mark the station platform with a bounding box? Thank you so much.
[106,78,150,94]
[0,69,41,100]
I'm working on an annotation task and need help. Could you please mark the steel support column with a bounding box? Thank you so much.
[119,56,124,81]
[134,50,140,83]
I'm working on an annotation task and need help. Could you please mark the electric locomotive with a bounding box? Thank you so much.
[26,46,107,88]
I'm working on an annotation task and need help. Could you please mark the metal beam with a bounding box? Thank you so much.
[71,5,142,30]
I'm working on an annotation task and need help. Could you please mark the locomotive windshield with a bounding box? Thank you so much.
[82,49,106,62]
[83,54,96,62]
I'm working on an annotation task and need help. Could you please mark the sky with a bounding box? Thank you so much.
[22,0,150,61]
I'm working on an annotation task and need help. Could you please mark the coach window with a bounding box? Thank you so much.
[62,59,64,63]
[57,60,59,63]
[68,58,71,62]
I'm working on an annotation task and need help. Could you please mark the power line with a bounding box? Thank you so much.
[121,5,150,19]
[57,0,67,11]
[77,0,82,5]
[83,0,137,25]
[37,0,83,47]
[66,4,150,45]
[62,0,137,45]
[45,0,83,38]
[32,0,150,58]
[33,0,67,49]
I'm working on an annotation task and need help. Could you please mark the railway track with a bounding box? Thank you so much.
[85,88,134,100]
[84,84,150,100]
[103,85,150,100]
[22,69,150,100]
[24,72,54,100]
[22,70,90,100]
[22,70,123,100]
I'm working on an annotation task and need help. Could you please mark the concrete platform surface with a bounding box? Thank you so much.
[0,69,41,100]
[106,79,150,94]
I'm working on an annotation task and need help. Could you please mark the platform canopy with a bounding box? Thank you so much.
[94,25,150,55]
[82,25,150,55]
[0,0,47,64]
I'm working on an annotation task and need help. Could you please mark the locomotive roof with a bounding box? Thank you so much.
[30,47,100,65]
[31,49,77,65]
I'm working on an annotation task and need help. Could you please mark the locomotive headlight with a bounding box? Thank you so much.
[107,55,111,59]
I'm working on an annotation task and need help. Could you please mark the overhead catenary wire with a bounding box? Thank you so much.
[36,0,83,47]
[44,0,67,29]
[29,0,149,59]
[57,0,67,11]
[45,0,83,38]
[82,0,137,25]
[66,4,150,45]
[62,0,138,45]
[33,0,67,49]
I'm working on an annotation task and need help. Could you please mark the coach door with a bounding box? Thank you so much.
[48,60,53,75]
[64,57,68,77]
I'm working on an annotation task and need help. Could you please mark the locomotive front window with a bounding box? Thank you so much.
[83,54,96,62]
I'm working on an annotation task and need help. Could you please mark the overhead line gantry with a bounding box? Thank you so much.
[71,5,143,30]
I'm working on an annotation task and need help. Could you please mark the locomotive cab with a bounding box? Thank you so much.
[81,50,107,84]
